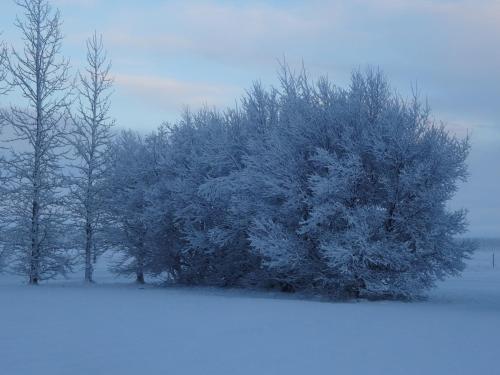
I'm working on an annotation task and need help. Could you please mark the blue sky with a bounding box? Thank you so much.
[1,0,499,237]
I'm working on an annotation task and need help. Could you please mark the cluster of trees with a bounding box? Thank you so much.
[0,0,475,299]
[111,71,474,299]
[0,0,112,284]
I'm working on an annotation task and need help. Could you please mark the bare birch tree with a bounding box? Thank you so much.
[0,35,9,127]
[0,37,8,271]
[1,0,72,284]
[69,32,114,283]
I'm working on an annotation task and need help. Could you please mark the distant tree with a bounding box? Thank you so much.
[0,0,72,284]
[68,32,114,283]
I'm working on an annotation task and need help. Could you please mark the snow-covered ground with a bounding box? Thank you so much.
[1,246,499,375]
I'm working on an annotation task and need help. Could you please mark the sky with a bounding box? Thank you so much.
[0,0,498,237]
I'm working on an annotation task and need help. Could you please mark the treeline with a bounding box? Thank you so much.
[0,0,474,299]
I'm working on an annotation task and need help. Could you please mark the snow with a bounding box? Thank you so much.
[1,247,499,375]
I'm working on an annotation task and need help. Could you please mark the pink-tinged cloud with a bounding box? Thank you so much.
[106,34,192,51]
[114,73,240,112]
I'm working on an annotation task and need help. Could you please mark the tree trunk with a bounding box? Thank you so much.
[29,196,40,285]
[84,222,93,283]
[29,274,38,285]
[136,271,145,284]
[135,242,145,284]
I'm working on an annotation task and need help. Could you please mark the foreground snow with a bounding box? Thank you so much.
[1,248,499,375]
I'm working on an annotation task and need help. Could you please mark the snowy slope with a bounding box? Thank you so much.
[0,248,499,375]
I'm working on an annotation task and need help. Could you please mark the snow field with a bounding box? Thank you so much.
[0,247,499,375]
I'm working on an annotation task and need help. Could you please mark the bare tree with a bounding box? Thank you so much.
[0,36,8,96]
[0,37,8,210]
[1,0,72,284]
[69,32,114,283]
[0,34,10,127]
[0,36,8,271]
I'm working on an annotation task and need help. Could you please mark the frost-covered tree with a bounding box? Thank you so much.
[136,127,184,280]
[234,67,330,292]
[104,131,155,284]
[69,32,114,283]
[151,107,264,286]
[240,68,474,298]
[0,0,72,284]
[302,71,473,298]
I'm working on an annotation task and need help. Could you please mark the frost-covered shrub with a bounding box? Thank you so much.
[106,66,475,299]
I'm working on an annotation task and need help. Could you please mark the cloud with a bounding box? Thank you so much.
[47,0,500,134]
[101,1,333,67]
[100,1,500,79]
[53,0,98,7]
[107,34,191,51]
[114,73,240,111]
